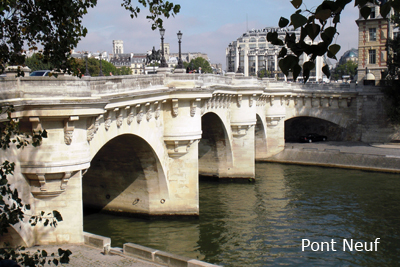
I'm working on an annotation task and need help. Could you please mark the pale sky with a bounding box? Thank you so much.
[75,0,360,68]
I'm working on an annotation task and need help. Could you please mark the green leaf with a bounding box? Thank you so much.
[380,2,391,18]
[291,0,302,9]
[279,17,289,28]
[315,9,332,21]
[328,44,341,58]
[305,23,321,41]
[360,6,371,19]
[53,210,63,222]
[293,64,302,81]
[290,13,308,29]
[322,65,330,78]
[278,47,287,58]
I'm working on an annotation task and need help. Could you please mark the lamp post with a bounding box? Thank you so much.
[177,30,183,69]
[84,52,90,76]
[237,46,242,73]
[228,43,233,72]
[99,52,104,76]
[159,28,168,67]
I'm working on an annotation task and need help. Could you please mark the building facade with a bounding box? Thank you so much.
[226,27,325,81]
[356,2,394,82]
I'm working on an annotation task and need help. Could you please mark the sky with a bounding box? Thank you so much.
[75,0,360,68]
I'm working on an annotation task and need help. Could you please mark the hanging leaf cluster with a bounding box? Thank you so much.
[121,0,181,30]
[270,0,400,82]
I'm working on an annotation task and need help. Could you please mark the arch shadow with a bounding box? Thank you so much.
[198,112,233,178]
[83,134,168,216]
[285,116,348,142]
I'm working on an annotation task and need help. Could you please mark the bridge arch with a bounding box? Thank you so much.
[285,116,349,142]
[83,134,168,216]
[198,112,233,178]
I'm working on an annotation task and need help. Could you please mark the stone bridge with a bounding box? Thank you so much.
[0,73,394,246]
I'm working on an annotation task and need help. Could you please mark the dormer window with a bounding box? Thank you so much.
[370,7,376,18]
[369,28,376,41]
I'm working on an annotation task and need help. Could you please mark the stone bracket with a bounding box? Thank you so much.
[146,102,152,121]
[237,94,242,107]
[104,110,112,130]
[266,115,285,127]
[64,116,79,145]
[24,171,77,198]
[115,108,123,128]
[172,99,179,117]
[164,139,198,158]
[190,98,201,117]
[87,115,103,142]
[136,104,143,123]
[29,117,43,134]
[231,124,254,137]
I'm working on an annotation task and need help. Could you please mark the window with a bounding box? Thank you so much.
[369,49,376,64]
[370,7,375,18]
[369,28,376,41]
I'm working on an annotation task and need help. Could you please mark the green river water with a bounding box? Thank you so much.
[84,163,400,266]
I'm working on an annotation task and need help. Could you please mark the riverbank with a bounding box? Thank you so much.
[262,141,400,173]
[22,232,219,267]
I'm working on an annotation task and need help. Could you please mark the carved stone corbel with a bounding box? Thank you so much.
[347,97,352,107]
[266,115,285,126]
[237,94,242,107]
[211,95,216,108]
[249,94,256,107]
[329,97,333,107]
[146,102,152,121]
[231,124,253,137]
[64,116,79,145]
[303,96,307,106]
[270,96,274,106]
[29,117,43,134]
[295,96,300,105]
[190,99,201,117]
[104,110,112,130]
[87,114,103,142]
[320,97,325,107]
[115,108,123,128]
[172,99,179,117]
[154,101,161,120]
[164,139,198,158]
[61,172,71,190]
[126,106,134,125]
[136,104,143,123]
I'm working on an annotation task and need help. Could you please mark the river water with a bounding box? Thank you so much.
[84,163,400,266]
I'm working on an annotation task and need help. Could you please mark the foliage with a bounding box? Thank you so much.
[1,0,180,76]
[382,12,400,124]
[271,0,400,83]
[183,57,213,73]
[258,69,271,79]
[71,58,132,77]
[121,0,181,30]
[0,106,67,266]
[0,246,72,267]
[331,60,358,80]
[24,54,55,72]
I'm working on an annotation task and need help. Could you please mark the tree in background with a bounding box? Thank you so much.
[24,54,55,72]
[184,57,213,73]
[270,0,400,82]
[382,11,400,124]
[0,0,180,76]
[331,60,358,81]
[70,58,132,77]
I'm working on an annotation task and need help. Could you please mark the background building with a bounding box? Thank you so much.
[356,2,394,82]
[226,27,326,81]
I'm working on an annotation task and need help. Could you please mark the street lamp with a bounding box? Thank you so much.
[84,52,90,76]
[228,43,233,72]
[237,46,243,73]
[177,30,183,69]
[99,52,104,77]
[159,28,168,67]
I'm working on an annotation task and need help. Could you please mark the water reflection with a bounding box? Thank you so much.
[84,163,400,266]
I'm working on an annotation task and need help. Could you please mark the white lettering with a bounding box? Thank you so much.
[302,239,310,251]
[343,239,353,251]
